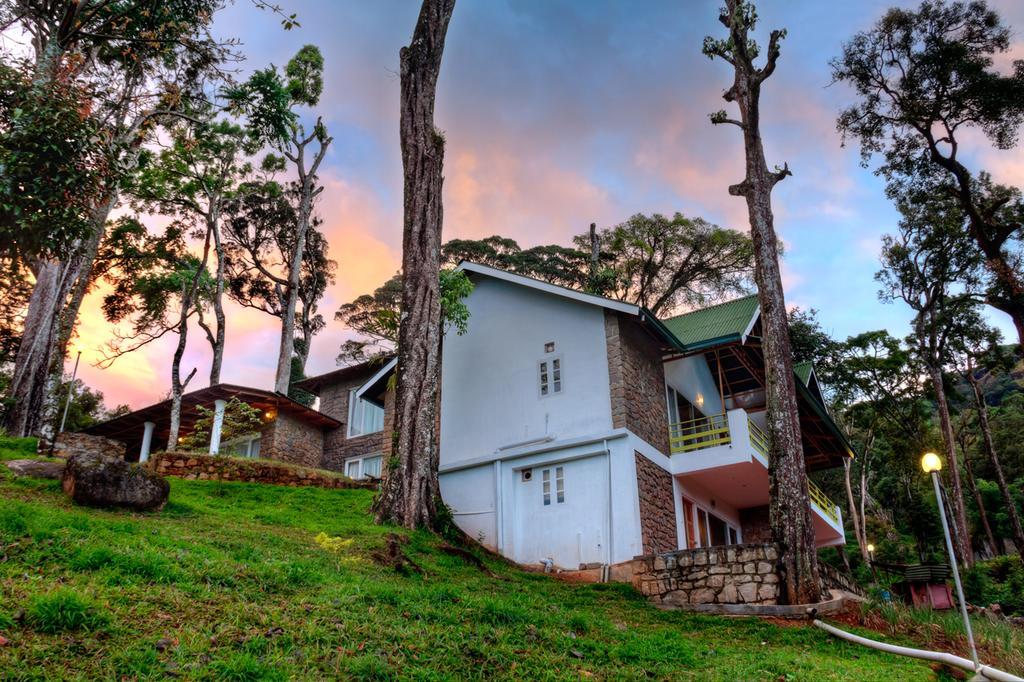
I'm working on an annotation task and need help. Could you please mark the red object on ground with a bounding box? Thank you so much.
[908,581,954,610]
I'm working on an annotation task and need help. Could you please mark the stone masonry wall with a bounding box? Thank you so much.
[318,373,387,473]
[635,451,678,554]
[150,452,376,490]
[54,432,127,460]
[605,311,670,454]
[740,505,772,544]
[261,412,323,469]
[632,544,781,606]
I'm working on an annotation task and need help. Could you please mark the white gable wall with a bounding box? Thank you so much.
[663,355,723,418]
[439,276,614,465]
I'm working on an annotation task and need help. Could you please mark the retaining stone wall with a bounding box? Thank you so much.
[150,452,376,490]
[632,544,781,606]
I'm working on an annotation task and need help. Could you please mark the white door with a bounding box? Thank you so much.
[510,456,608,568]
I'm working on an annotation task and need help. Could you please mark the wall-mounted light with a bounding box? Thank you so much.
[695,393,705,408]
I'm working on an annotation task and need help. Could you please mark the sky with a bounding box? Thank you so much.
[68,0,1024,410]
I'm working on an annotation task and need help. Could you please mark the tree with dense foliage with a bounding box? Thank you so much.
[229,45,332,394]
[1,0,235,438]
[223,175,337,377]
[373,0,456,530]
[131,114,258,385]
[877,192,982,565]
[578,213,754,315]
[98,218,215,445]
[832,0,1024,345]
[703,0,820,604]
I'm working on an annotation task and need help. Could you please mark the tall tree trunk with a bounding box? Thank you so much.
[930,363,973,566]
[373,0,456,530]
[708,0,819,604]
[844,459,868,562]
[209,211,226,385]
[969,372,1024,562]
[963,456,997,560]
[275,132,331,394]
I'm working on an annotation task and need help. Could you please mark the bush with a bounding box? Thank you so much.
[27,589,109,633]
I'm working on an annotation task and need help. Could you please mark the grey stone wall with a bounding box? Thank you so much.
[635,451,678,554]
[605,311,670,454]
[261,413,323,469]
[632,544,781,606]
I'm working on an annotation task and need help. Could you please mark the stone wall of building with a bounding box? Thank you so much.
[54,432,127,460]
[740,505,772,544]
[632,544,781,606]
[150,452,376,489]
[605,312,670,454]
[261,413,323,469]
[635,451,678,554]
[318,373,387,473]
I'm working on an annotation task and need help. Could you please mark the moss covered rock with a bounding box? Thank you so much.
[62,453,169,512]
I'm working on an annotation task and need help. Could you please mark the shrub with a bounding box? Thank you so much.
[27,589,109,633]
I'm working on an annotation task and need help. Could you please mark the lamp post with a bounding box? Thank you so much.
[867,543,877,582]
[922,452,979,673]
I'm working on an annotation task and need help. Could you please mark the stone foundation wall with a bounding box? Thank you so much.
[150,452,376,490]
[634,451,677,554]
[54,432,126,460]
[632,544,781,606]
[605,312,670,454]
[261,413,324,469]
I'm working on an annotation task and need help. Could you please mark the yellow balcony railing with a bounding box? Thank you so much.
[748,419,769,458]
[669,413,730,454]
[808,479,840,525]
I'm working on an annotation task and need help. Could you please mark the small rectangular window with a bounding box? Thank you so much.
[542,468,551,505]
[346,459,361,479]
[348,389,384,438]
[362,455,382,478]
[555,466,564,503]
[539,357,563,397]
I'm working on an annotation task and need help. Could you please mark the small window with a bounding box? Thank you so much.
[345,459,360,479]
[539,357,563,397]
[348,389,384,438]
[541,467,565,506]
[362,455,382,478]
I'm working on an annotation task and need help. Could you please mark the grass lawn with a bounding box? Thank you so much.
[0,443,946,680]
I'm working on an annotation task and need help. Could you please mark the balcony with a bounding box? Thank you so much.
[668,408,844,545]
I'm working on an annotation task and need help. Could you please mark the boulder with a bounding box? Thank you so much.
[62,453,169,512]
[6,459,65,479]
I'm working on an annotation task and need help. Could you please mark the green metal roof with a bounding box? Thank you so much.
[793,361,814,386]
[660,295,759,352]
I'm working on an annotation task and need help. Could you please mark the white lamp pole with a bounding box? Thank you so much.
[921,452,979,674]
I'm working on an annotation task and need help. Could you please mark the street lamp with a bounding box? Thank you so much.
[922,452,979,673]
[866,543,877,582]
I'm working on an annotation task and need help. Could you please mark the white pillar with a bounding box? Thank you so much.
[209,399,227,455]
[139,421,156,462]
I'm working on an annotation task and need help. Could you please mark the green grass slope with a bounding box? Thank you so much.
[0,450,940,680]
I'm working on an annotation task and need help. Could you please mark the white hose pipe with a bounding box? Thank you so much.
[812,619,1023,682]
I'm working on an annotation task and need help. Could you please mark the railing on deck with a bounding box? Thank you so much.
[808,479,840,524]
[668,413,730,454]
[748,419,769,458]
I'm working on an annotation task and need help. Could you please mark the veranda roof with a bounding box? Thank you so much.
[660,295,760,352]
[81,384,340,453]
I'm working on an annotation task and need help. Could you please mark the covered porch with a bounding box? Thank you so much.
[81,384,339,463]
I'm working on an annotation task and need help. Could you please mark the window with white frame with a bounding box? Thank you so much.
[222,433,261,458]
[539,357,563,397]
[345,454,382,480]
[541,466,565,506]
[347,389,384,438]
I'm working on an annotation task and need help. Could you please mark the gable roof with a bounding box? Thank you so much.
[661,295,759,352]
[293,356,393,395]
[457,261,684,351]
[793,361,814,386]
